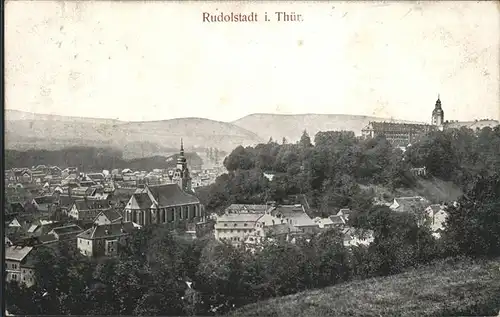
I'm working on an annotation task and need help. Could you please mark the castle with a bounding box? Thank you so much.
[361,96,499,149]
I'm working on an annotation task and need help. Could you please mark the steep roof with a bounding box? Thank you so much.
[74,199,111,211]
[5,246,33,262]
[146,184,200,207]
[10,202,25,214]
[77,222,136,240]
[128,193,153,210]
[393,196,429,213]
[51,224,83,235]
[272,205,316,227]
[87,173,105,180]
[97,209,123,223]
[34,196,55,205]
[57,195,76,208]
[331,215,346,225]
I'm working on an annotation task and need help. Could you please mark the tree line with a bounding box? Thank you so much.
[5,147,203,172]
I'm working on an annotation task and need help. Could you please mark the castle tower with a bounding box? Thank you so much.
[175,139,192,192]
[431,94,444,128]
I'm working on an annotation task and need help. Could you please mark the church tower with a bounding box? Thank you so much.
[431,94,444,128]
[174,139,192,192]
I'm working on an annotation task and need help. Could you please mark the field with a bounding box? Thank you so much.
[228,257,500,317]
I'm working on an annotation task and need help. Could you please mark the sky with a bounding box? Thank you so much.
[5,1,500,123]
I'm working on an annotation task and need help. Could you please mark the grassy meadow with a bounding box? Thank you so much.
[229,257,500,317]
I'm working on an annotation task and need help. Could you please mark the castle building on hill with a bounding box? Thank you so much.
[431,95,444,128]
[362,95,499,149]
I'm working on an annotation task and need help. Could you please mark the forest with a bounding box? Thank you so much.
[6,126,500,316]
[5,146,204,172]
[198,127,500,215]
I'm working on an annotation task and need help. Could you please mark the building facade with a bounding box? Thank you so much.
[362,96,499,148]
[5,246,36,287]
[361,96,443,147]
[77,222,137,257]
[122,183,204,227]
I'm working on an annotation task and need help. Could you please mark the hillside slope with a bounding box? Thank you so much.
[232,113,425,143]
[229,257,500,317]
[5,110,264,154]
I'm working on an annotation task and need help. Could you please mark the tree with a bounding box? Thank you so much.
[443,174,500,257]
[299,130,312,148]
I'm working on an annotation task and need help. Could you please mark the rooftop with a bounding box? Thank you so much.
[6,246,33,262]
[77,221,136,240]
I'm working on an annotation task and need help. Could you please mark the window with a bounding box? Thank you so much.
[244,223,248,227]
[12,264,18,269]
[11,274,17,280]
[234,224,237,227]
[224,224,227,227]
[87,241,90,245]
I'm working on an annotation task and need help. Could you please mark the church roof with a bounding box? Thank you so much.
[147,184,199,207]
[130,193,153,210]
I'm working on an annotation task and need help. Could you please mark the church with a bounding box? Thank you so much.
[362,96,499,149]
[122,141,205,227]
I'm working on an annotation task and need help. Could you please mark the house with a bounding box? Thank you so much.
[271,205,319,234]
[61,167,78,178]
[8,202,26,215]
[13,168,32,183]
[122,184,204,228]
[48,224,84,241]
[93,210,123,226]
[8,218,22,228]
[77,222,137,257]
[25,219,61,237]
[425,204,448,238]
[5,246,36,287]
[68,199,112,221]
[244,214,302,250]
[263,172,275,182]
[87,173,106,183]
[71,186,97,197]
[329,214,347,227]
[336,209,353,221]
[32,196,55,212]
[214,213,263,245]
[342,227,375,247]
[49,166,62,177]
[390,196,430,215]
[314,217,336,229]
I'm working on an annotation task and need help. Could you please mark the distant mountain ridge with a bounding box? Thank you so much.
[232,113,425,142]
[5,109,422,155]
[5,110,264,156]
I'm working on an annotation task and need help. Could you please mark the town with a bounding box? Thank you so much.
[5,97,500,316]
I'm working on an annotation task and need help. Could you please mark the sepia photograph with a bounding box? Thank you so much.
[3,1,500,316]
